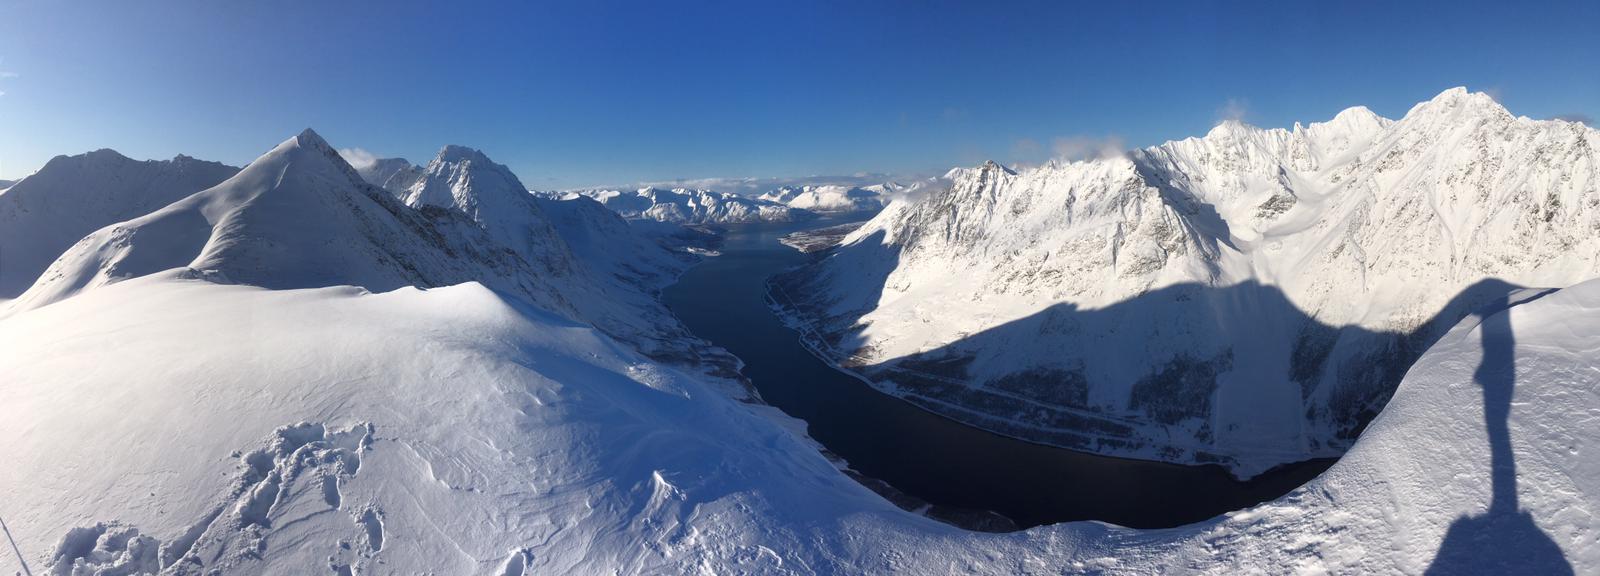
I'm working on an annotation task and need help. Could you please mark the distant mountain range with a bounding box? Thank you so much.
[0,95,1595,572]
[777,87,1600,477]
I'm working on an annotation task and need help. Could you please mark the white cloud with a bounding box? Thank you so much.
[1051,134,1126,162]
[1552,113,1594,127]
[1217,97,1249,122]
[337,147,378,170]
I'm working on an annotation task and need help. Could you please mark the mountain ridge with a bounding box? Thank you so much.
[778,87,1600,476]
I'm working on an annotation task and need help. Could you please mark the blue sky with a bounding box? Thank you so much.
[0,1,1595,187]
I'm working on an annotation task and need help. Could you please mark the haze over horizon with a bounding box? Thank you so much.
[0,0,1596,187]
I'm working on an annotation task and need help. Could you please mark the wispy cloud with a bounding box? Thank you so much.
[1217,97,1249,123]
[1011,137,1042,158]
[1552,113,1594,127]
[337,147,379,170]
[0,58,14,97]
[1051,134,1126,162]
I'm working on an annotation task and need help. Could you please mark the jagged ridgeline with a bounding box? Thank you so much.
[775,87,1599,478]
[1,129,747,396]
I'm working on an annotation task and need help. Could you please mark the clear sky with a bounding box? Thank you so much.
[1,1,1595,188]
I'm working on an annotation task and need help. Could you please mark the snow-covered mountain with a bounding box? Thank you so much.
[4,130,572,317]
[357,146,747,395]
[3,196,1593,574]
[350,156,424,194]
[0,150,238,298]
[0,178,15,190]
[777,87,1600,477]
[758,184,889,214]
[755,180,953,215]
[580,187,816,224]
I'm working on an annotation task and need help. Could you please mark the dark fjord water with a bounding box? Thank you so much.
[662,220,1334,530]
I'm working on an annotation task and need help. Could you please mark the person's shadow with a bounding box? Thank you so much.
[1426,294,1571,575]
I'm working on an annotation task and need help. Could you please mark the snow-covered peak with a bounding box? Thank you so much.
[784,89,1600,477]
[981,159,1017,175]
[5,129,502,313]
[0,148,239,298]
[1402,87,1512,122]
[435,144,496,165]
[757,184,888,214]
[282,128,361,178]
[1204,119,1260,140]
[229,128,370,199]
[581,186,816,224]
[403,145,531,218]
[1316,105,1388,133]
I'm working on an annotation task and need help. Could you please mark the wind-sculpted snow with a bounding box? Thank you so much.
[581,187,816,224]
[46,421,381,575]
[781,87,1600,476]
[2,256,1594,573]
[0,150,238,298]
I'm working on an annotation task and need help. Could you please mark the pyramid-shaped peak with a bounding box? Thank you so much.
[294,127,330,147]
[981,160,1018,175]
[240,128,366,189]
[263,128,342,161]
[435,144,495,164]
[423,145,524,188]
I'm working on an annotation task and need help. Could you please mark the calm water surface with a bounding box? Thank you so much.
[662,220,1334,530]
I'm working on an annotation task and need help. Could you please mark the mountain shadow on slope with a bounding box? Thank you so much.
[772,271,1522,475]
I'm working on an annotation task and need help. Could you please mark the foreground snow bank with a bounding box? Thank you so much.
[1,272,1593,573]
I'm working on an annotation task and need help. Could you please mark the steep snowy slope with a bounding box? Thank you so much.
[2,240,1593,574]
[367,148,747,395]
[779,88,1600,476]
[2,130,580,320]
[392,145,581,283]
[581,187,816,224]
[0,150,237,298]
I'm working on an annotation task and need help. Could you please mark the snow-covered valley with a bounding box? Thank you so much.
[0,91,1595,574]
